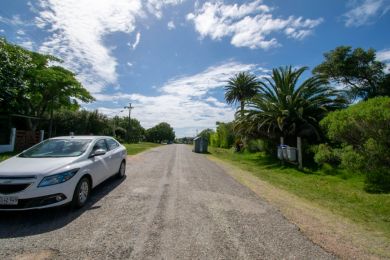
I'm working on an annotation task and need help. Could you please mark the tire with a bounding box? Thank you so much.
[117,160,126,179]
[72,177,91,209]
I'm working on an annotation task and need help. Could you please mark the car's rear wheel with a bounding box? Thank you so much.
[72,177,91,209]
[117,160,126,178]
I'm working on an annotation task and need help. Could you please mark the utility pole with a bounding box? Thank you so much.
[124,103,134,143]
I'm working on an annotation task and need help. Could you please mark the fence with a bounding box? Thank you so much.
[0,128,44,153]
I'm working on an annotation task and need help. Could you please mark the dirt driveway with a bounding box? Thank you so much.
[0,144,334,259]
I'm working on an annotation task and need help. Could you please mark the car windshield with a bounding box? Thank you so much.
[19,139,92,158]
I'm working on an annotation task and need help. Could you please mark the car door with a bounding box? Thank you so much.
[105,138,122,176]
[89,139,111,185]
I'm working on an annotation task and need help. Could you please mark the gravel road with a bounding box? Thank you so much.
[0,144,334,259]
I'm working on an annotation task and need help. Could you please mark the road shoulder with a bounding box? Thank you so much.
[208,155,390,259]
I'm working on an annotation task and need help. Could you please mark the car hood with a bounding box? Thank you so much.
[0,156,81,177]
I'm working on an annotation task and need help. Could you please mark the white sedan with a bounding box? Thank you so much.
[0,136,127,210]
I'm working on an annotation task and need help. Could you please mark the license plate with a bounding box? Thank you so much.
[0,196,18,205]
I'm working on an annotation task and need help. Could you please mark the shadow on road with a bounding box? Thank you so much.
[0,176,125,238]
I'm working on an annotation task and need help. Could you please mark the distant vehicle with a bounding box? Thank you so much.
[0,136,127,210]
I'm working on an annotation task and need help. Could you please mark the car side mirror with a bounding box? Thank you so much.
[90,148,107,157]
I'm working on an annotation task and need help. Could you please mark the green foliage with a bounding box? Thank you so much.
[50,109,111,136]
[246,139,264,153]
[0,38,33,111]
[145,122,175,143]
[235,66,346,145]
[225,71,260,115]
[320,97,390,192]
[112,116,145,143]
[312,143,341,166]
[313,46,388,100]
[198,128,214,143]
[209,122,235,148]
[0,38,94,131]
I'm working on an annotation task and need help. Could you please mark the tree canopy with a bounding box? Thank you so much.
[145,122,175,143]
[225,71,260,115]
[0,38,94,131]
[313,46,388,101]
[235,66,346,143]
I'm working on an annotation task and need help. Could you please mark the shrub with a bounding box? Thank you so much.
[313,144,340,167]
[320,97,390,192]
[246,139,264,153]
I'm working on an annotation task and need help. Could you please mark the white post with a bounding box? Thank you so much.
[40,130,45,142]
[10,128,16,151]
[297,136,303,170]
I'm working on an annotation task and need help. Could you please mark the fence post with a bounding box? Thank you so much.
[297,136,303,170]
[10,128,16,151]
[40,130,45,142]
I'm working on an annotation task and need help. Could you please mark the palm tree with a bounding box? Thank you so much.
[225,72,260,116]
[235,66,346,142]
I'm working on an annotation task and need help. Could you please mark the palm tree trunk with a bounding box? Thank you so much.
[240,101,244,117]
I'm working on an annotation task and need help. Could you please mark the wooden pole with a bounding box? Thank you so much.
[297,136,303,170]
[280,136,285,165]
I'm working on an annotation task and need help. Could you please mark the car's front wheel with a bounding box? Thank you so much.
[117,160,126,179]
[72,177,91,209]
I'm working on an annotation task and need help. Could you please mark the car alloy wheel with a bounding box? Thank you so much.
[72,177,91,208]
[118,161,126,178]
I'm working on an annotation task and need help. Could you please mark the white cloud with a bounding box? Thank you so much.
[167,21,176,30]
[146,0,185,18]
[187,0,323,50]
[131,32,141,50]
[343,0,390,27]
[377,48,390,72]
[0,15,25,26]
[93,61,263,137]
[377,49,390,61]
[35,0,144,93]
[127,62,134,67]
[33,0,185,94]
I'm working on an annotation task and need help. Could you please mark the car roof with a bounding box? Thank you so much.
[50,136,114,141]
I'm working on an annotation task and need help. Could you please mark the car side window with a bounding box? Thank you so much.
[92,139,108,152]
[106,138,119,150]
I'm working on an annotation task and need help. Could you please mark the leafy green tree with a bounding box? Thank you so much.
[198,128,214,143]
[0,38,33,113]
[111,116,145,143]
[225,72,260,116]
[50,109,111,136]
[319,97,390,192]
[209,122,235,148]
[145,122,175,143]
[0,38,94,131]
[313,46,388,100]
[235,66,346,145]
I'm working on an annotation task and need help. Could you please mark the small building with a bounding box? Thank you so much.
[193,137,208,153]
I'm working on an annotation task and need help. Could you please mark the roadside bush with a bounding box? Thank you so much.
[209,122,235,149]
[312,144,340,167]
[246,139,264,153]
[320,97,390,192]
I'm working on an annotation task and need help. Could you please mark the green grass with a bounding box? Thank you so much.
[0,152,17,162]
[209,147,390,238]
[124,142,162,155]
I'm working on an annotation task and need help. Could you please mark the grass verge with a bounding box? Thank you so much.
[124,142,161,155]
[208,147,390,257]
[0,152,17,162]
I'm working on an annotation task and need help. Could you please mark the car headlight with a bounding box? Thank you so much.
[38,169,79,187]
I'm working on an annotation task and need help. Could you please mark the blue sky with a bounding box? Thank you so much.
[1,0,389,137]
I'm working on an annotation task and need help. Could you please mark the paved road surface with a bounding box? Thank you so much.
[0,144,334,259]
